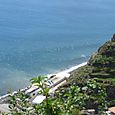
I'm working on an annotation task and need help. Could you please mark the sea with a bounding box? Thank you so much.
[0,0,115,95]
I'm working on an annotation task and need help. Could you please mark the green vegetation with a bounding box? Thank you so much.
[6,76,107,115]
[65,35,115,108]
[1,35,115,114]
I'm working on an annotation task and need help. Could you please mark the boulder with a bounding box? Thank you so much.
[111,34,115,41]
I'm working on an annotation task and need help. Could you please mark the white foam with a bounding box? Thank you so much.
[48,62,87,78]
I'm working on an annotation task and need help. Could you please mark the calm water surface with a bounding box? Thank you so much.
[0,0,115,95]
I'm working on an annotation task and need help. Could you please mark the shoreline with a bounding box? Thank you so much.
[0,62,87,101]
[47,62,87,78]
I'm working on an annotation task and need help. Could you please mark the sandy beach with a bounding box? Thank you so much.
[47,62,87,81]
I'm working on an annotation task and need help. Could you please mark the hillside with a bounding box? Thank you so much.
[89,35,115,79]
[64,34,115,106]
[1,35,115,114]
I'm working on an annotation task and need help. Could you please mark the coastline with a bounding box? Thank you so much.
[0,61,87,113]
[47,62,87,78]
[0,62,87,98]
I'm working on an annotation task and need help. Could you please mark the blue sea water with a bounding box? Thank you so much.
[0,0,115,95]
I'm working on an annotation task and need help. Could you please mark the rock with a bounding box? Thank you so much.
[111,34,115,41]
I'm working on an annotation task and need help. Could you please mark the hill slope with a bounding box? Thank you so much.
[67,35,115,83]
[64,34,115,106]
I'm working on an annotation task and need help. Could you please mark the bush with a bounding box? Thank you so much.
[6,76,107,115]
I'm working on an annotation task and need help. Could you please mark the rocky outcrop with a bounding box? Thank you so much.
[111,34,115,42]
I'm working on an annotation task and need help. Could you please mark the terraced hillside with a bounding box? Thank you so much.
[65,34,115,106]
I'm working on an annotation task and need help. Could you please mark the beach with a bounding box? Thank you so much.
[54,62,87,76]
[0,62,87,113]
[23,61,87,97]
[48,62,87,92]
[0,62,87,104]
